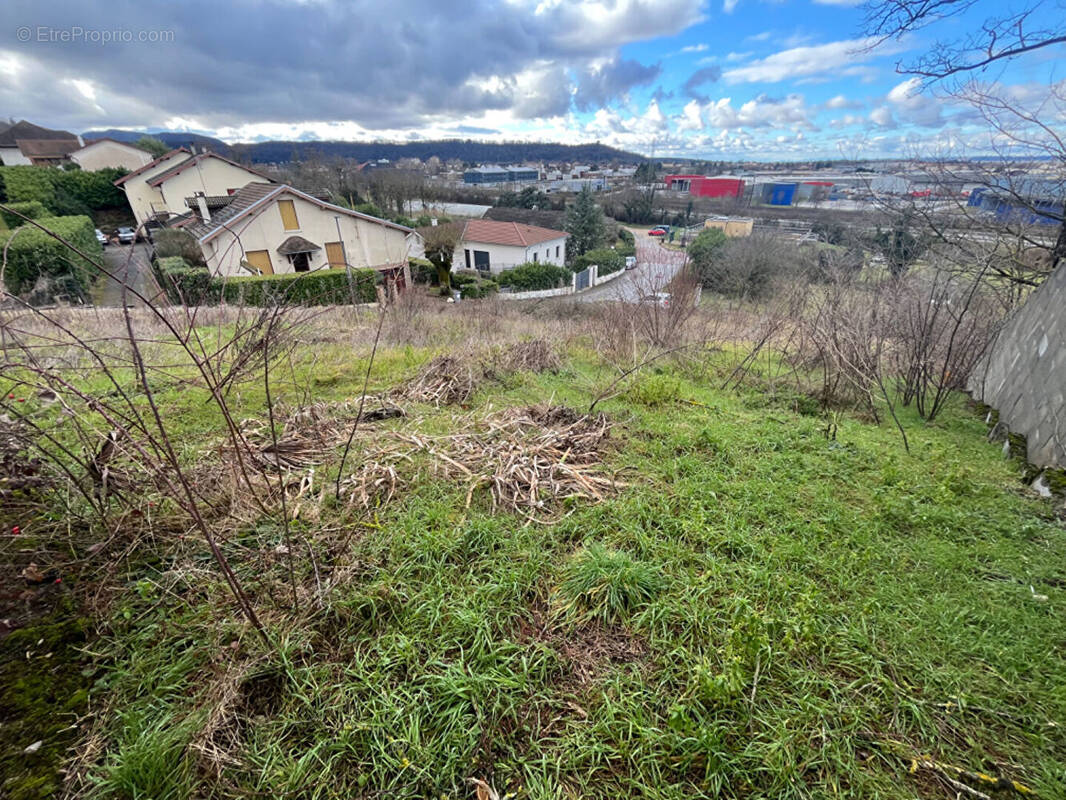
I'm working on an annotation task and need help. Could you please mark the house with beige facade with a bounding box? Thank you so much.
[167,182,418,287]
[424,219,567,274]
[72,138,154,172]
[114,148,275,227]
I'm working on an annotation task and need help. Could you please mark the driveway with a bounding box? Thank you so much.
[575,231,688,303]
[93,243,161,307]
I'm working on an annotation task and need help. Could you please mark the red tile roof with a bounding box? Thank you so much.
[460,219,567,247]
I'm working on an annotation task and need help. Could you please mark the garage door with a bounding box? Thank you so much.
[245,249,273,275]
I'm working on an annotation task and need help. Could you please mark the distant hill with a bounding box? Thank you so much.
[82,129,231,155]
[230,139,645,165]
[81,130,644,165]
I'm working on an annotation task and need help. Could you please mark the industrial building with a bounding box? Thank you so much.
[463,166,540,184]
[664,175,746,199]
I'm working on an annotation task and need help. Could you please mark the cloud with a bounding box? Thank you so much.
[869,105,896,127]
[883,77,943,126]
[723,0,740,12]
[682,66,723,101]
[574,57,662,111]
[824,94,863,110]
[704,93,815,129]
[723,37,892,84]
[680,43,709,53]
[0,0,702,133]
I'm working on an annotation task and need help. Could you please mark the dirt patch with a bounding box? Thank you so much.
[516,600,647,688]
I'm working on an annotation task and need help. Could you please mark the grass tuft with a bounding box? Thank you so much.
[559,543,661,623]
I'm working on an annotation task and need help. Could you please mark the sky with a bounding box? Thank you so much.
[1,0,1064,160]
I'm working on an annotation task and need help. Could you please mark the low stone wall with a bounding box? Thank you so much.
[968,265,1065,469]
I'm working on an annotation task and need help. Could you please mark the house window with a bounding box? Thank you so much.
[465,249,472,270]
[545,249,549,260]
[278,199,299,230]
[245,250,273,275]
[555,245,560,258]
[532,252,538,262]
[290,252,311,272]
[473,250,490,271]
[325,241,346,268]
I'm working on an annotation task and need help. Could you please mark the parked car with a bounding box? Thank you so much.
[647,228,667,237]
[116,227,136,245]
[639,292,671,308]
[95,228,108,247]
[624,255,637,270]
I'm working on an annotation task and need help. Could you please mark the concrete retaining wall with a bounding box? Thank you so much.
[968,265,1065,469]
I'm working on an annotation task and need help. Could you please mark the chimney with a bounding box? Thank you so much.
[195,193,211,223]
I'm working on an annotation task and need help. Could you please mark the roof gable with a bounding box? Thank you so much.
[145,152,273,188]
[77,138,151,156]
[180,182,415,243]
[113,148,191,186]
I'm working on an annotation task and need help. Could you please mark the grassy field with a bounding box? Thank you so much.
[2,301,1064,800]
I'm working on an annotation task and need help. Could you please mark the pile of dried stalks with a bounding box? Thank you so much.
[236,397,404,472]
[493,338,563,375]
[398,341,563,407]
[397,354,478,406]
[341,404,619,522]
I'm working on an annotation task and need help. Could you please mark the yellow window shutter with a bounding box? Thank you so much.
[278,199,299,230]
[325,241,346,268]
[245,249,273,275]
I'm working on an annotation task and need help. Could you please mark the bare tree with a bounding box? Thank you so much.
[863,0,1066,80]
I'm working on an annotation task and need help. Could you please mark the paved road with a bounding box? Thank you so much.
[575,232,688,303]
[93,243,159,307]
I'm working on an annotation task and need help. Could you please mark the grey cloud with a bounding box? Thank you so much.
[574,58,662,111]
[0,0,703,132]
[682,66,722,101]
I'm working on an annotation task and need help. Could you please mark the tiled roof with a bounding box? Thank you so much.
[172,182,415,242]
[459,219,567,247]
[0,120,77,147]
[277,235,321,255]
[179,182,279,239]
[15,138,81,159]
[145,152,274,187]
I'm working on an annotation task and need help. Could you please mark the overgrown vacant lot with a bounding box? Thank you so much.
[2,298,1064,800]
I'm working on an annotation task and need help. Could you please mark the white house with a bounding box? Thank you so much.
[168,182,419,287]
[114,149,275,228]
[444,219,568,274]
[72,138,154,172]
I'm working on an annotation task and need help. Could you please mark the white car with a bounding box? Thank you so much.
[624,256,637,270]
[95,228,108,246]
[116,227,136,245]
[639,292,671,308]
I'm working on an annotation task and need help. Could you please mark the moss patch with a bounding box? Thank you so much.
[0,606,94,800]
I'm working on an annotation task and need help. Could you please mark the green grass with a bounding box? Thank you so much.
[6,340,1066,800]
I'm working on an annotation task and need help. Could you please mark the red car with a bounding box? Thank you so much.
[648,226,667,237]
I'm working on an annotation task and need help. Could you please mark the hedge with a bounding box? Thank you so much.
[409,257,437,285]
[216,268,379,306]
[1,215,101,296]
[0,166,128,215]
[497,262,571,292]
[573,247,626,276]
[155,256,217,305]
[451,269,498,299]
[0,201,49,230]
[154,258,382,307]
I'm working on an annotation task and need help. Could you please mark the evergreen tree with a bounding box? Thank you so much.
[565,185,605,261]
[135,136,170,158]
